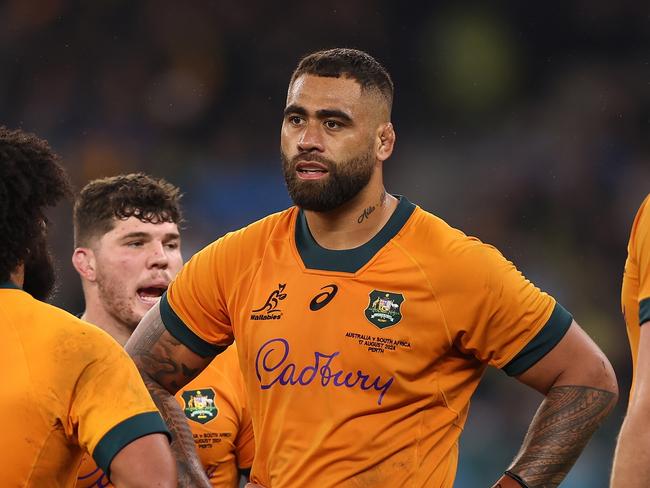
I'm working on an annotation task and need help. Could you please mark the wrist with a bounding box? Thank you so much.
[491,471,529,488]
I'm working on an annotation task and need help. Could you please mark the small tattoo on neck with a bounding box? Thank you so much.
[379,189,387,206]
[357,205,376,224]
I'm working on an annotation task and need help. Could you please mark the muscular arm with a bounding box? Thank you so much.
[125,302,217,488]
[110,433,177,488]
[492,321,618,488]
[611,320,650,488]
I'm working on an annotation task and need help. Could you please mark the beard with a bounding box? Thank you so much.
[281,148,375,212]
[23,237,56,302]
[95,269,142,331]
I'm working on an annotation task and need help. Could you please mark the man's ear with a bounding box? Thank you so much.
[72,247,97,282]
[376,122,395,162]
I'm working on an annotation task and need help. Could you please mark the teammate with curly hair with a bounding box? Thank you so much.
[0,127,176,487]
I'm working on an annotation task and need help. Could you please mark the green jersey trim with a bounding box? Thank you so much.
[160,292,226,357]
[503,302,573,376]
[295,195,416,273]
[640,297,650,325]
[0,281,20,289]
[93,411,170,478]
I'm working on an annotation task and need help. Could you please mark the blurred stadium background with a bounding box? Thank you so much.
[2,1,648,486]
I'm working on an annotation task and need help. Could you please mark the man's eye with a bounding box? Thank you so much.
[289,116,303,125]
[127,241,143,247]
[325,120,341,129]
[165,242,179,250]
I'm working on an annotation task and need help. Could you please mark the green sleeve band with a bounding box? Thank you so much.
[160,292,226,358]
[93,411,170,478]
[640,297,650,325]
[503,302,573,376]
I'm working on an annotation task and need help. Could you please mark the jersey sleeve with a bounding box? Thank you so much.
[633,196,650,325]
[164,235,234,356]
[443,240,573,376]
[69,332,169,478]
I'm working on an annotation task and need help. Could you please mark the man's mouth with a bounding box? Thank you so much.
[137,286,167,305]
[296,161,328,179]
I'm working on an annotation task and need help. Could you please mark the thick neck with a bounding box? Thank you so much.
[9,265,24,288]
[303,172,397,250]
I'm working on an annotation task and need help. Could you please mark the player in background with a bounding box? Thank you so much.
[72,173,254,488]
[0,127,176,487]
[611,194,650,487]
[125,49,618,488]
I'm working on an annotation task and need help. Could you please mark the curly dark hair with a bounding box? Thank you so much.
[0,126,72,283]
[290,48,394,112]
[73,173,183,247]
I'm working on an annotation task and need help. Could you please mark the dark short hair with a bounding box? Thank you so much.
[290,48,394,112]
[0,126,72,282]
[73,173,183,247]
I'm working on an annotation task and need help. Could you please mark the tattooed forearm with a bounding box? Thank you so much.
[142,374,211,487]
[507,385,616,488]
[125,305,215,488]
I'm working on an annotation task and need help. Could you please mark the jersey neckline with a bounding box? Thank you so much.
[295,195,416,273]
[0,281,20,290]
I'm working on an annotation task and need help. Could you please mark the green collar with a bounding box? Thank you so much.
[295,195,416,273]
[0,281,20,290]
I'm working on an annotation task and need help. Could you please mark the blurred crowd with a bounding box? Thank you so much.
[2,1,648,486]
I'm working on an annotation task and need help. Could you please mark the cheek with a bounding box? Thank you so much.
[170,255,184,276]
[98,257,137,283]
[281,125,298,149]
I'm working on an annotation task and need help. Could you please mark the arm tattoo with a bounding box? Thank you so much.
[126,313,212,487]
[507,385,616,488]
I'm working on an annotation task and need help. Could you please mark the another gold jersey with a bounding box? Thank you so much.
[622,194,650,396]
[76,344,254,487]
[0,284,168,487]
[164,196,572,487]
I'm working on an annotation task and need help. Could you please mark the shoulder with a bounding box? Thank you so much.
[6,291,112,342]
[223,207,295,247]
[399,206,501,266]
[629,193,650,252]
[634,193,650,230]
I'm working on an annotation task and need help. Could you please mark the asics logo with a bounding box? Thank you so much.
[309,284,338,311]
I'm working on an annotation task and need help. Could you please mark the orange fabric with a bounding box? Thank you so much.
[76,344,253,488]
[622,194,650,396]
[167,204,556,487]
[0,289,160,487]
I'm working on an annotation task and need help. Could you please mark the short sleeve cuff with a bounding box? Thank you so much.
[160,292,226,357]
[93,411,171,477]
[640,297,650,325]
[503,302,573,376]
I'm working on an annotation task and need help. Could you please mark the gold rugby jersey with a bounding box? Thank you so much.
[163,196,572,487]
[76,344,254,487]
[622,194,650,396]
[0,283,168,487]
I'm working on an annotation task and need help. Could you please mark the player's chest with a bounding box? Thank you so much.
[233,258,451,379]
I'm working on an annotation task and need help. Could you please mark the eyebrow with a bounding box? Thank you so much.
[120,232,180,241]
[284,104,353,123]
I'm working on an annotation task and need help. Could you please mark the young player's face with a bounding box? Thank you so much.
[281,74,382,211]
[93,217,182,329]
